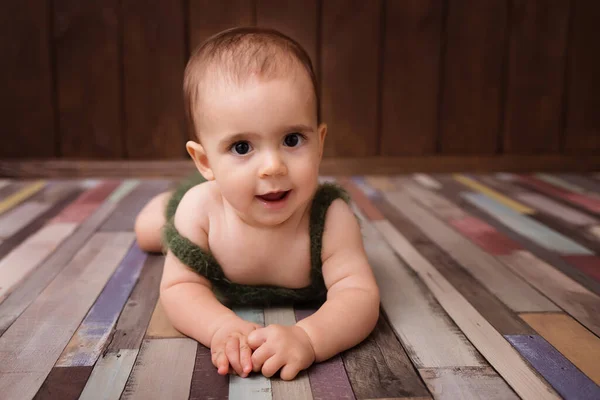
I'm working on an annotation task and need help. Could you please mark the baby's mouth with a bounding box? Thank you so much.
[256,190,291,202]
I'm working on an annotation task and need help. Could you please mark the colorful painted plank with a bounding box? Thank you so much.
[386,189,558,312]
[453,174,534,214]
[121,339,197,400]
[412,173,442,190]
[0,201,51,239]
[34,366,93,400]
[0,198,119,335]
[338,177,384,221]
[0,180,10,190]
[0,232,134,400]
[52,180,122,223]
[0,180,45,215]
[499,251,600,338]
[79,349,139,400]
[295,308,356,400]
[419,367,518,400]
[263,307,313,400]
[463,192,593,255]
[341,314,431,399]
[100,180,170,231]
[56,243,147,366]
[558,174,600,194]
[0,222,77,301]
[372,217,560,399]
[106,254,163,351]
[519,313,600,385]
[562,255,600,283]
[359,217,484,367]
[535,173,587,194]
[231,307,272,400]
[517,175,600,214]
[402,180,468,220]
[145,297,186,338]
[516,192,597,227]
[505,335,600,399]
[450,216,521,255]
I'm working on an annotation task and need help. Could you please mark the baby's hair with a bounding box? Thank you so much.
[183,26,319,140]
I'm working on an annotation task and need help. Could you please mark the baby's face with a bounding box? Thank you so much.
[196,71,324,227]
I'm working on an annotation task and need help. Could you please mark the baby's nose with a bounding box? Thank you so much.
[259,153,288,177]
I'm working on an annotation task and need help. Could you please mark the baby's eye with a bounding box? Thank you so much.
[230,141,252,155]
[283,133,305,147]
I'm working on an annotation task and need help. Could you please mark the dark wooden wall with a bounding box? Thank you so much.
[1,0,599,162]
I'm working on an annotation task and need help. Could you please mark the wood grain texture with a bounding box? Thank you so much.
[517,175,600,214]
[562,255,600,283]
[0,232,134,400]
[106,254,163,351]
[100,180,171,231]
[231,308,272,400]
[402,181,467,220]
[321,0,381,157]
[519,313,600,386]
[0,180,46,215]
[0,222,77,302]
[440,0,507,154]
[503,0,569,153]
[360,218,483,368]
[565,1,600,153]
[256,0,318,73]
[79,349,139,400]
[264,307,313,400]
[450,216,521,255]
[338,178,384,221]
[54,0,122,158]
[386,189,558,312]
[380,0,442,155]
[372,196,533,336]
[502,251,600,339]
[52,181,121,223]
[373,218,560,399]
[342,314,430,399]
[419,367,518,400]
[536,173,587,194]
[453,174,534,214]
[56,243,147,366]
[0,202,50,239]
[505,334,600,399]
[0,200,118,335]
[295,308,356,400]
[189,0,254,50]
[189,345,230,400]
[0,2,55,158]
[33,366,93,400]
[516,192,597,227]
[123,0,186,159]
[436,174,600,295]
[462,192,593,255]
[121,338,197,400]
[145,298,186,338]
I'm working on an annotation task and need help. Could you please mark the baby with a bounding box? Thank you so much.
[134,27,380,381]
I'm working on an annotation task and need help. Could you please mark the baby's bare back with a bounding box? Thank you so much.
[183,181,313,289]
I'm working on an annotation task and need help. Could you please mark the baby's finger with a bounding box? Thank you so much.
[225,337,244,376]
[239,336,253,375]
[261,355,285,378]
[279,364,301,381]
[251,343,275,373]
[216,351,229,375]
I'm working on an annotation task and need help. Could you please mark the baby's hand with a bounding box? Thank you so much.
[210,316,262,377]
[247,324,316,381]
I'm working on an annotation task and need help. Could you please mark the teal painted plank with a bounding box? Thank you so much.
[463,193,593,255]
[230,308,271,400]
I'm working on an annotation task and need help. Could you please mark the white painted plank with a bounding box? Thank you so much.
[374,218,560,400]
[0,232,134,400]
[0,222,77,301]
[413,173,442,190]
[122,339,197,400]
[516,192,597,227]
[231,307,272,400]
[79,349,139,400]
[0,201,51,239]
[386,190,559,312]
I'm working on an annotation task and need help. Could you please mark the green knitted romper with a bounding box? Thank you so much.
[162,173,351,308]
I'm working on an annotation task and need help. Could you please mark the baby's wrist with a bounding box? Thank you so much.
[294,324,317,360]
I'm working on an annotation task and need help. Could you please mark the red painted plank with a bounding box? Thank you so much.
[518,176,600,214]
[450,216,522,255]
[562,255,600,283]
[52,181,120,223]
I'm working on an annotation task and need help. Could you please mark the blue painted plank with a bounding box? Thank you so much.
[506,335,600,400]
[463,193,593,255]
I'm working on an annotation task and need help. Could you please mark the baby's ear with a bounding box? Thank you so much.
[186,141,215,180]
[317,123,328,159]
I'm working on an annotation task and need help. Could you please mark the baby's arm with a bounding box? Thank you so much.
[159,187,259,376]
[295,199,380,362]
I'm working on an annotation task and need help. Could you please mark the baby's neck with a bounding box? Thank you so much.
[223,198,312,234]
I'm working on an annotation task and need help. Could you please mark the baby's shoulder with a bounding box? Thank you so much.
[321,198,361,258]
[173,180,221,241]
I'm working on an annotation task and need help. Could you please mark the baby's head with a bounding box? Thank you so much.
[184,27,327,227]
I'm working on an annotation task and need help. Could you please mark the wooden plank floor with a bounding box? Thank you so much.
[0,174,599,399]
